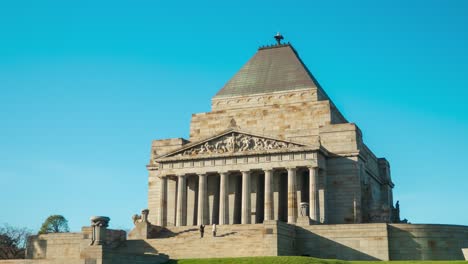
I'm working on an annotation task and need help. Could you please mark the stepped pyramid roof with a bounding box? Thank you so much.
[214,42,320,98]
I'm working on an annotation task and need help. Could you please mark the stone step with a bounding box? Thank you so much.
[123,224,273,259]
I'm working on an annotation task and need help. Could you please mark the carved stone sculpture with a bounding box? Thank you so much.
[180,133,301,157]
[132,209,150,225]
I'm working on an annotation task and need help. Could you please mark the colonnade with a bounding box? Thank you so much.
[158,167,325,226]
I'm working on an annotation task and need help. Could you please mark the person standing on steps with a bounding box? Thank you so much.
[212,224,217,237]
[199,224,205,238]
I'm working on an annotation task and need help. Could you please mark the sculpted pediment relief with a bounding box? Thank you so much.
[160,130,305,159]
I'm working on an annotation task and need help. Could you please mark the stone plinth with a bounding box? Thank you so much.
[296,216,312,226]
[462,248,468,260]
[90,216,110,246]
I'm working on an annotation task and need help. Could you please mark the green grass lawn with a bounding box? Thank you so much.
[165,256,467,264]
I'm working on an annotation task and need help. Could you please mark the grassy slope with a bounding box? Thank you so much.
[166,256,467,264]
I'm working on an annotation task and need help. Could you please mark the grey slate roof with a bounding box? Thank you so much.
[214,44,319,98]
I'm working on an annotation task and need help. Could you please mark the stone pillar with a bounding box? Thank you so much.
[158,177,167,226]
[219,172,229,225]
[241,170,251,224]
[90,216,110,246]
[176,175,186,226]
[197,174,207,225]
[287,167,297,224]
[309,166,319,222]
[319,169,327,223]
[264,169,273,221]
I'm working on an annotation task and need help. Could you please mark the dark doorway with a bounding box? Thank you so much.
[256,173,265,223]
[233,175,242,224]
[278,172,288,222]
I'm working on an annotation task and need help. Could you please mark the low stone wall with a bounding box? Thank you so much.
[462,248,468,260]
[17,226,166,264]
[388,224,468,260]
[26,232,85,260]
[295,223,389,260]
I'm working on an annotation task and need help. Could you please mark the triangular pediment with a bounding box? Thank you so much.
[156,129,307,160]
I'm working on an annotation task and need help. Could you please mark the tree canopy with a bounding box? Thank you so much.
[0,224,32,259]
[38,215,70,234]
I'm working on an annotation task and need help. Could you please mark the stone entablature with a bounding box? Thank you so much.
[152,152,320,176]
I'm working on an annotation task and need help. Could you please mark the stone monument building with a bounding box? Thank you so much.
[147,36,394,228]
[3,35,467,264]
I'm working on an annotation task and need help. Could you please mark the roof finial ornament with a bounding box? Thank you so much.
[274,32,284,45]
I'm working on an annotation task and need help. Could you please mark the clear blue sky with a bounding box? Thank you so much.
[1,0,467,232]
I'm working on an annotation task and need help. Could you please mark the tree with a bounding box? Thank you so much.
[0,224,32,259]
[38,215,69,234]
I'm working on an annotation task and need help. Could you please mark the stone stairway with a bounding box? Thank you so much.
[125,224,276,259]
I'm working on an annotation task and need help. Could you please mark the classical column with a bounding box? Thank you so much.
[219,172,229,225]
[197,174,207,225]
[241,171,251,224]
[176,175,186,226]
[319,169,327,223]
[264,169,273,221]
[309,167,319,222]
[287,167,297,224]
[158,177,167,226]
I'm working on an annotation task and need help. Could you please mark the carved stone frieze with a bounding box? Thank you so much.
[179,133,302,157]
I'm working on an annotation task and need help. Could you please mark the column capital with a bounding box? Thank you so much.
[263,168,274,172]
[286,167,297,172]
[241,170,251,174]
